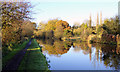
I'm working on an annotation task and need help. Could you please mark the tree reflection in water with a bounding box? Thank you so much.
[37,39,72,57]
[36,39,120,70]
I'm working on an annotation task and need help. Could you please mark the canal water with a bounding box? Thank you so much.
[37,39,120,70]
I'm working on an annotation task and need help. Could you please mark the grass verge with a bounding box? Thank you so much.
[18,39,49,71]
[2,39,30,68]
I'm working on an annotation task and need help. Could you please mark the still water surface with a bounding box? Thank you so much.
[37,40,120,70]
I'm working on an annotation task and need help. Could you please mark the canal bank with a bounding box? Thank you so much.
[2,39,49,71]
[18,39,49,71]
[2,39,31,69]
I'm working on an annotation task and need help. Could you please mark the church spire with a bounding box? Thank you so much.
[97,12,99,26]
[100,11,102,25]
[96,12,99,30]
[89,13,92,28]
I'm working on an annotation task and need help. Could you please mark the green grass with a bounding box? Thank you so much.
[18,39,49,71]
[2,39,30,67]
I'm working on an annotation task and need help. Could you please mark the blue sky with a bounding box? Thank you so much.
[29,0,119,26]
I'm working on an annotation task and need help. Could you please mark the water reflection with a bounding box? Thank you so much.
[37,39,72,56]
[37,39,120,70]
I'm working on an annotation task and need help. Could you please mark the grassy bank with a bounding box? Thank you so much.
[2,39,30,67]
[18,39,49,71]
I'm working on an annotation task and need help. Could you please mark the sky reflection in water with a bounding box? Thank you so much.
[37,40,120,70]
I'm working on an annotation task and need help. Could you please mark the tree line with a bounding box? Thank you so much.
[35,16,120,41]
[1,2,36,50]
[1,2,120,50]
[34,19,72,40]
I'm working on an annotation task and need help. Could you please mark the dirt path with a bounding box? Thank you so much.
[2,39,33,71]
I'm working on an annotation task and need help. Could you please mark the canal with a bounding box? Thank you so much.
[37,39,120,70]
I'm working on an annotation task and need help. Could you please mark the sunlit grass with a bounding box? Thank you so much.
[27,47,40,51]
[18,39,49,71]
